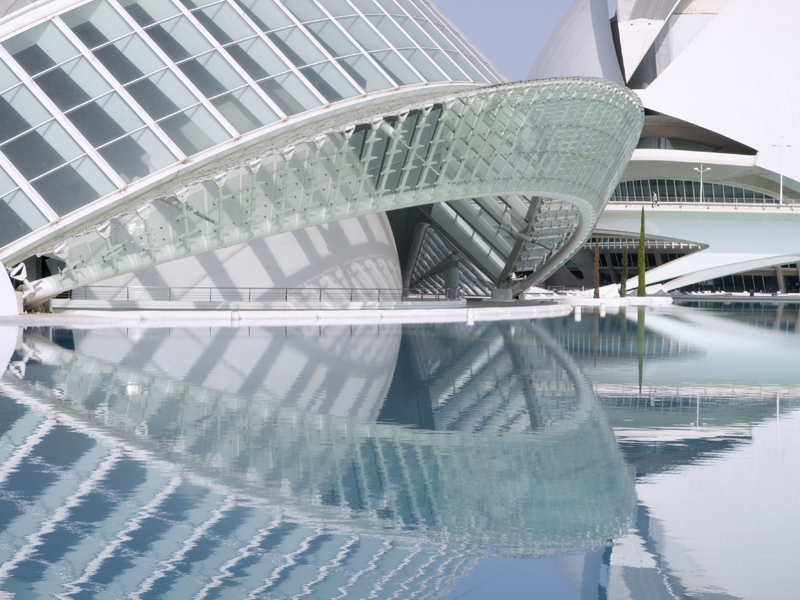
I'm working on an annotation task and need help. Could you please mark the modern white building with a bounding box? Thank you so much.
[0,0,644,315]
[534,0,800,293]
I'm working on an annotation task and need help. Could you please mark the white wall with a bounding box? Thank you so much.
[97,213,402,293]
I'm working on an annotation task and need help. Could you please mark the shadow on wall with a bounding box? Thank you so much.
[96,213,402,291]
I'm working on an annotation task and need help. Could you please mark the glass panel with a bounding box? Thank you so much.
[4,22,79,76]
[366,15,413,47]
[665,179,675,200]
[723,185,734,200]
[702,181,712,200]
[393,16,433,47]
[301,62,358,102]
[351,0,381,13]
[446,51,483,82]
[126,69,198,120]
[67,92,144,147]
[305,20,359,57]
[0,63,19,96]
[93,34,165,84]
[144,16,213,62]
[282,0,326,22]
[369,50,420,85]
[34,56,112,111]
[338,55,392,92]
[338,17,389,52]
[0,189,49,246]
[268,27,326,67]
[0,85,51,144]
[399,48,445,81]
[375,0,405,15]
[416,18,454,50]
[118,0,180,27]
[423,48,464,80]
[33,156,115,215]
[0,166,15,196]
[712,183,723,201]
[258,72,321,115]
[98,127,176,183]
[227,37,289,80]
[394,0,425,17]
[734,186,745,200]
[234,0,294,32]
[3,120,82,180]
[157,104,230,155]
[195,2,256,45]
[178,0,219,7]
[178,51,245,98]
[211,86,279,133]
[324,0,357,17]
[62,0,133,49]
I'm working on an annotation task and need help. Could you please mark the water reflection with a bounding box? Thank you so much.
[0,321,634,599]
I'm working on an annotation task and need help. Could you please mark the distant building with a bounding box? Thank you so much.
[535,0,800,294]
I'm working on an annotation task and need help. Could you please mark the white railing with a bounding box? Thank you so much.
[56,286,465,303]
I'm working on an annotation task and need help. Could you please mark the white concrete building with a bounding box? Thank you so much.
[534,0,800,293]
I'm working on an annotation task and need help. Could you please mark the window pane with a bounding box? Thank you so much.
[211,86,279,133]
[234,0,294,32]
[338,17,388,52]
[375,0,405,15]
[226,37,289,80]
[0,62,20,94]
[68,92,144,146]
[324,0,357,17]
[351,0,381,14]
[98,127,176,183]
[0,189,48,246]
[145,16,213,62]
[301,62,358,103]
[94,34,165,84]
[178,51,245,98]
[366,15,413,47]
[282,0,326,22]
[369,50,420,85]
[258,72,321,115]
[34,56,112,111]
[393,16,433,47]
[62,0,134,49]
[3,120,82,179]
[424,48,464,80]
[33,156,115,215]
[3,22,79,76]
[306,20,358,57]
[268,27,326,67]
[338,55,392,92]
[126,69,198,120]
[119,0,180,27]
[195,3,256,45]
[446,51,484,82]
[0,85,51,144]
[157,104,229,155]
[399,48,445,81]
[394,0,424,17]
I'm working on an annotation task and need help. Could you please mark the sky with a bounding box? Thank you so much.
[432,0,616,82]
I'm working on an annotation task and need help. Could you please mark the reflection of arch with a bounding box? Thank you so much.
[4,320,634,560]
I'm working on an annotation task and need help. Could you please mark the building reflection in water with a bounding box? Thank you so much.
[0,320,634,599]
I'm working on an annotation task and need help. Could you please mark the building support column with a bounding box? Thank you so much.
[776,266,785,293]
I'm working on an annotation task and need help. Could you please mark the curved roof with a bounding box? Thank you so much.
[528,0,623,84]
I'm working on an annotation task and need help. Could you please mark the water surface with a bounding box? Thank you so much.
[0,304,798,599]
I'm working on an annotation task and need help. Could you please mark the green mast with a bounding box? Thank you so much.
[637,207,646,297]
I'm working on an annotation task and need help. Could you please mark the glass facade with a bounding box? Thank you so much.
[0,0,501,250]
[611,178,778,204]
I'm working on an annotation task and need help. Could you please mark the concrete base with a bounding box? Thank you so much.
[491,288,514,301]
[50,299,467,311]
[1,302,572,328]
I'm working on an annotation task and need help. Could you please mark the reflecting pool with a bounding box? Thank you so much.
[1,303,799,599]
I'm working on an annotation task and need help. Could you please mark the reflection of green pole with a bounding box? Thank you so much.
[638,208,646,297]
[637,306,645,394]
[620,244,628,297]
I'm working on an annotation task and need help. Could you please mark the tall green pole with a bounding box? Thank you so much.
[637,207,646,297]
[620,245,628,297]
[593,237,600,299]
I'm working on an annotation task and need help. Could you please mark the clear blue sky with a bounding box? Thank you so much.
[432,0,616,82]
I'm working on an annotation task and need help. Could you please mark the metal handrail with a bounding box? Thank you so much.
[609,195,794,206]
[56,286,465,302]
